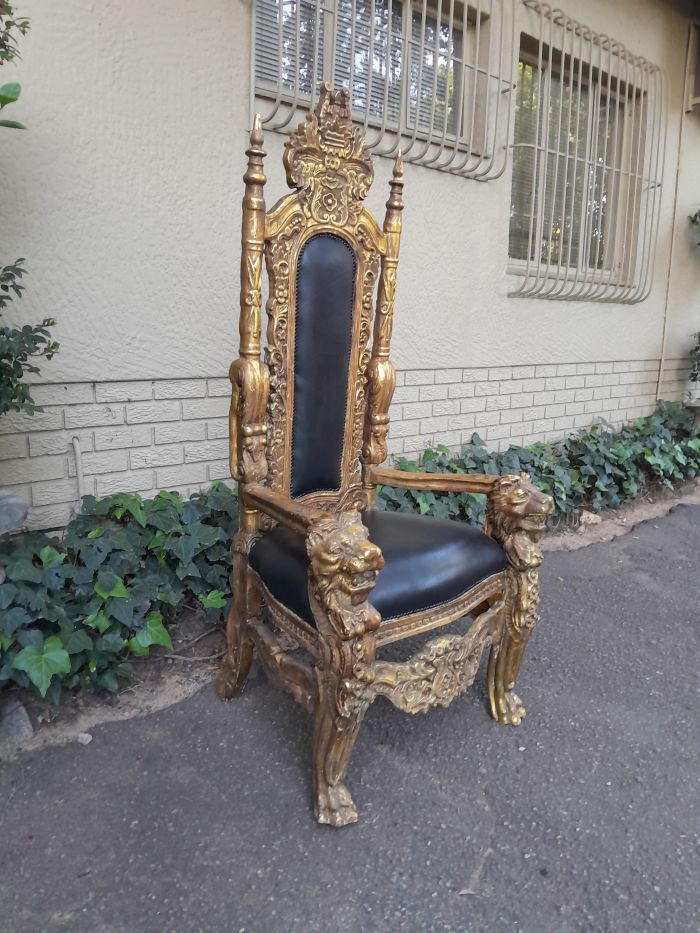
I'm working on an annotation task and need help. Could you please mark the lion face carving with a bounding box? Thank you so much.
[489,473,554,539]
[306,511,384,639]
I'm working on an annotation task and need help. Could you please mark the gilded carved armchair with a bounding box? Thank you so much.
[216,85,554,827]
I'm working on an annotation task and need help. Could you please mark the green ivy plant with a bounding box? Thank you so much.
[377,401,700,520]
[0,483,237,701]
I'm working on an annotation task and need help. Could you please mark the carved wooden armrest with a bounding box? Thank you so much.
[244,486,384,643]
[367,465,498,496]
[242,484,325,534]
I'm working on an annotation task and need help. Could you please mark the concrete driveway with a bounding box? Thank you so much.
[1,505,698,933]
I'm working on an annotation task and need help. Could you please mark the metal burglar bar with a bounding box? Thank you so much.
[508,1,666,303]
[253,0,515,179]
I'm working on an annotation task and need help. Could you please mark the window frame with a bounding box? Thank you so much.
[253,0,492,155]
[507,42,641,289]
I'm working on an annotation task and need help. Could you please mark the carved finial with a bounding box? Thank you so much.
[244,112,266,189]
[386,150,404,217]
[250,113,263,147]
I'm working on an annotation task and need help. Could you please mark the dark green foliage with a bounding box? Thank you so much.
[0,483,237,701]
[0,2,29,67]
[376,401,700,522]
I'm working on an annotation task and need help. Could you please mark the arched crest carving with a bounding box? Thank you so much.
[283,83,374,227]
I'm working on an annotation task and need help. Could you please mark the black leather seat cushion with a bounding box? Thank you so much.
[249,510,506,625]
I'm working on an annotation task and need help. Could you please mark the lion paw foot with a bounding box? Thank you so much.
[499,691,526,725]
[314,784,358,827]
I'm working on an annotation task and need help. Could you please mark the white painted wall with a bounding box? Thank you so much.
[0,0,696,379]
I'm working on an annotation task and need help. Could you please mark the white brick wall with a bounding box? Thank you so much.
[390,359,686,457]
[0,378,232,530]
[0,359,689,530]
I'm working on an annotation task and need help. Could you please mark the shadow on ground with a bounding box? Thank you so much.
[1,505,698,933]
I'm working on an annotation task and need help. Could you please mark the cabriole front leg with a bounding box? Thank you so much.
[312,635,376,827]
[485,474,554,726]
[306,511,384,827]
[488,568,539,725]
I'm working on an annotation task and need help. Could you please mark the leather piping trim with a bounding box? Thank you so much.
[376,572,505,647]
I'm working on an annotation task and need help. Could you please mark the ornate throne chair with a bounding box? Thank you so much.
[217,85,554,827]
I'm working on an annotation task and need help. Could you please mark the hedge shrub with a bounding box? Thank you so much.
[0,401,697,702]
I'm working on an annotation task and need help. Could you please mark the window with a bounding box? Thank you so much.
[253,0,514,179]
[508,9,665,303]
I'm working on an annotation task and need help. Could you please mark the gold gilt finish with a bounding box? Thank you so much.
[217,85,554,827]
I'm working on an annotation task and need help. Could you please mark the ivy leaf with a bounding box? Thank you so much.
[12,635,71,697]
[83,610,111,634]
[97,669,119,693]
[4,558,42,584]
[94,571,128,600]
[39,545,65,567]
[0,582,18,610]
[109,493,146,527]
[106,596,136,627]
[95,630,125,654]
[198,590,227,609]
[0,606,32,636]
[127,611,172,656]
[87,527,104,539]
[58,624,93,655]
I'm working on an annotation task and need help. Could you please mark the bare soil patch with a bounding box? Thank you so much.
[2,609,225,760]
[543,478,700,551]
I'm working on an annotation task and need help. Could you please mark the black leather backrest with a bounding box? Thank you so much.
[290,233,356,498]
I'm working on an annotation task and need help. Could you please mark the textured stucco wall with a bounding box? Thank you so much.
[664,96,700,370]
[0,0,695,384]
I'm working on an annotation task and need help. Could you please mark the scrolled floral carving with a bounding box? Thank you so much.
[372,604,502,715]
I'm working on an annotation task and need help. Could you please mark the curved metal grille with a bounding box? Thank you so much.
[508,1,666,303]
[252,0,515,180]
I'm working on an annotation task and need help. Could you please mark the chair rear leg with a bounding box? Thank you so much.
[216,535,254,700]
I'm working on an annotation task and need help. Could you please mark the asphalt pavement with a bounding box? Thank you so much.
[1,504,698,933]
